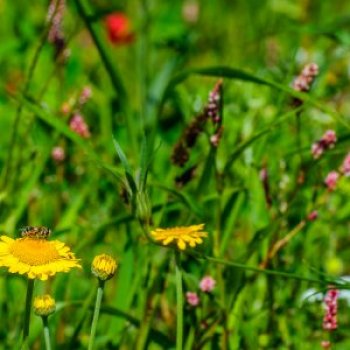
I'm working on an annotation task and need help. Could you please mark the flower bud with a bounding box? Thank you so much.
[33,294,56,317]
[91,254,118,281]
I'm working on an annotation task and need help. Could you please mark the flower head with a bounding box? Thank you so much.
[186,292,200,306]
[182,1,199,24]
[91,254,118,281]
[311,130,337,159]
[322,130,337,147]
[0,229,81,280]
[69,114,91,138]
[293,63,319,92]
[307,210,318,221]
[105,12,135,45]
[341,153,350,176]
[321,341,331,349]
[311,142,324,159]
[151,224,207,251]
[79,86,92,106]
[51,146,65,162]
[34,294,56,317]
[324,171,339,191]
[323,288,339,331]
[199,275,216,293]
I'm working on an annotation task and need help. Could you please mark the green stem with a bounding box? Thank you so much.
[42,316,52,350]
[21,279,35,350]
[193,254,339,285]
[88,280,105,350]
[175,251,183,350]
[73,0,126,101]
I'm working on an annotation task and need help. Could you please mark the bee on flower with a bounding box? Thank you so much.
[0,226,81,280]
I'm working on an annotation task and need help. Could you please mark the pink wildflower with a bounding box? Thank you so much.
[311,130,337,159]
[322,130,337,148]
[324,171,339,191]
[320,340,331,349]
[311,142,324,159]
[210,126,223,147]
[206,80,222,124]
[307,210,318,221]
[79,86,92,105]
[69,114,91,138]
[323,288,338,331]
[182,1,199,24]
[47,0,65,43]
[51,146,65,162]
[186,292,200,306]
[293,63,319,92]
[199,276,216,293]
[47,0,69,59]
[341,153,350,176]
[61,102,71,115]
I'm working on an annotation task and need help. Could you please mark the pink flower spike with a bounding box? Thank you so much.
[321,130,337,148]
[321,340,331,349]
[324,171,339,191]
[199,276,216,293]
[79,86,92,105]
[341,153,350,176]
[51,146,65,162]
[186,292,200,306]
[307,210,318,221]
[69,114,91,138]
[311,142,324,159]
[323,288,339,331]
[292,63,319,92]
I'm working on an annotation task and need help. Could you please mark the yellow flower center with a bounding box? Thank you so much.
[9,238,60,266]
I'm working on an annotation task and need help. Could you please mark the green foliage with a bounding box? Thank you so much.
[1,0,350,349]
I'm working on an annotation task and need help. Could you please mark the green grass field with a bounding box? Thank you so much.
[1,0,350,349]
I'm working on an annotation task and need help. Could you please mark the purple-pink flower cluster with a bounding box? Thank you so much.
[186,292,200,306]
[293,63,319,92]
[324,171,339,192]
[79,86,93,106]
[311,130,337,159]
[185,275,216,307]
[341,153,350,177]
[47,0,69,59]
[307,210,318,221]
[206,81,221,124]
[323,288,338,331]
[51,146,65,162]
[199,276,216,293]
[69,114,91,139]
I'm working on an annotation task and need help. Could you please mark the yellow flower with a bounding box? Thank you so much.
[151,224,207,250]
[33,294,56,317]
[0,235,81,281]
[91,254,118,281]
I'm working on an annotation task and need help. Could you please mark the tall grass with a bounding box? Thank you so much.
[1,0,350,349]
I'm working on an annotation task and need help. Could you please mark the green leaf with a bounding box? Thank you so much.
[154,183,204,219]
[113,138,137,194]
[162,65,350,130]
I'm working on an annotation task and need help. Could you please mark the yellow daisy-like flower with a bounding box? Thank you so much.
[33,294,56,317]
[0,235,81,281]
[151,224,207,250]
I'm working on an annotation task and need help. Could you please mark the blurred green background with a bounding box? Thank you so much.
[1,0,350,349]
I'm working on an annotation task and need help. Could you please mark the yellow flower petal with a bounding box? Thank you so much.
[150,224,207,251]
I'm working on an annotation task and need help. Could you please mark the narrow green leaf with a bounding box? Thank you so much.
[113,138,137,194]
[154,183,204,219]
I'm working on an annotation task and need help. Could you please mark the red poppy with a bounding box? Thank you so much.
[105,12,135,45]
